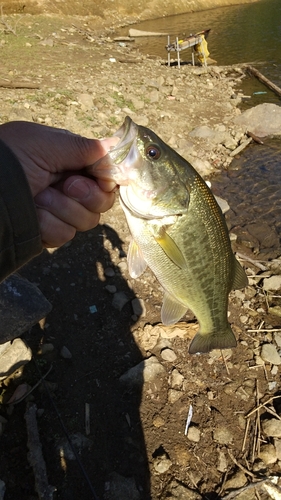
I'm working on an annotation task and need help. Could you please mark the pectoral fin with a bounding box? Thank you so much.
[232,258,248,290]
[154,230,186,269]
[127,239,147,278]
[161,292,188,325]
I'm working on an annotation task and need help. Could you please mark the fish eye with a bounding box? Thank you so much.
[146,144,161,160]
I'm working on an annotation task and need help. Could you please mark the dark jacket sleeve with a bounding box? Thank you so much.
[0,139,42,283]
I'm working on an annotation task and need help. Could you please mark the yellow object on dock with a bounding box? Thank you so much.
[166,29,210,68]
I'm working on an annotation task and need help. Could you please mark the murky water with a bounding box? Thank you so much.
[211,137,281,258]
[117,0,281,104]
[117,0,281,254]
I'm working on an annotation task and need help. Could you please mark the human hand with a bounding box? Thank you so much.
[0,121,118,247]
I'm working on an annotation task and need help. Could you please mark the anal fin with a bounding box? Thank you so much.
[161,292,187,325]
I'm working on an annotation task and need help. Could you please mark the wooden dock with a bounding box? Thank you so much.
[166,29,210,68]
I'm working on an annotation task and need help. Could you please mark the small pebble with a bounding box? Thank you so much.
[153,416,165,428]
[259,443,277,464]
[274,438,281,459]
[274,332,281,347]
[131,298,146,317]
[224,471,247,490]
[262,418,281,438]
[187,426,200,443]
[169,368,184,389]
[104,267,115,277]
[213,426,233,445]
[161,348,177,362]
[217,450,228,472]
[168,389,183,404]
[112,292,129,311]
[263,275,281,291]
[260,343,281,365]
[153,455,172,474]
[89,305,97,314]
[60,346,72,359]
[40,343,54,355]
[105,285,117,294]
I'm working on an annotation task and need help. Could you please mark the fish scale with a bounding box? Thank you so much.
[92,116,248,354]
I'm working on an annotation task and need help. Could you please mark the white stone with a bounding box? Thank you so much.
[274,332,281,347]
[259,443,277,464]
[0,339,32,381]
[153,456,172,474]
[274,439,281,460]
[169,369,184,389]
[187,426,200,443]
[161,348,177,362]
[213,426,233,445]
[263,275,281,292]
[224,471,247,490]
[119,356,166,386]
[217,450,228,472]
[168,389,183,404]
[260,344,281,365]
[234,103,281,138]
[262,419,281,438]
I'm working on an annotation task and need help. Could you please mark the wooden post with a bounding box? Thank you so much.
[247,65,281,97]
[176,37,180,68]
[167,35,170,67]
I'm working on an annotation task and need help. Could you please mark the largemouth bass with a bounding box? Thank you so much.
[93,117,248,354]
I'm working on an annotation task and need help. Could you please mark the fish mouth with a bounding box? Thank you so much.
[110,116,137,164]
[119,185,164,220]
[89,116,139,185]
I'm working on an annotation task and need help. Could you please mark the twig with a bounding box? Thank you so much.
[246,131,264,145]
[227,449,256,478]
[242,416,250,452]
[222,478,281,500]
[85,403,90,436]
[222,479,265,499]
[25,403,56,499]
[0,80,40,89]
[7,364,53,405]
[251,379,260,462]
[247,329,281,333]
[221,350,230,375]
[235,252,268,271]
[245,395,281,419]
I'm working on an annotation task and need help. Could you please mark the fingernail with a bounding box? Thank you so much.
[67,179,91,200]
[34,189,53,208]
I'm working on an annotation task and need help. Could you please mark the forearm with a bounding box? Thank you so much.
[0,139,42,283]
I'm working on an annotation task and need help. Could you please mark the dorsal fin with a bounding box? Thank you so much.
[232,258,248,290]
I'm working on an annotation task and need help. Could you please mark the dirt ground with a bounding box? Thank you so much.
[0,11,281,500]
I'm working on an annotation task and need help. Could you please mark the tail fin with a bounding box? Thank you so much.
[188,324,237,355]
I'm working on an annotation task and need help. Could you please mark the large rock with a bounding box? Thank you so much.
[0,338,32,381]
[234,103,281,137]
[0,274,52,343]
